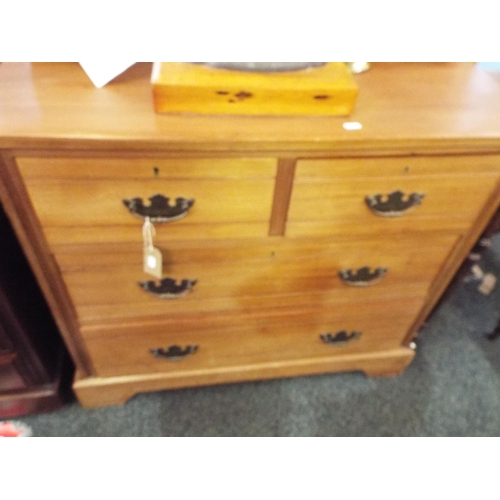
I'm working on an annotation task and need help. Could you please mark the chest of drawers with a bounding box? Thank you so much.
[2,63,500,408]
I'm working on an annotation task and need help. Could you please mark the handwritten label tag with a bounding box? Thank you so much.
[143,246,163,279]
[142,216,163,279]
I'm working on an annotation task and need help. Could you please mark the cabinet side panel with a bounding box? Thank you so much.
[0,152,94,376]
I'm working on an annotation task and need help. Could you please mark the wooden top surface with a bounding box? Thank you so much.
[1,62,500,153]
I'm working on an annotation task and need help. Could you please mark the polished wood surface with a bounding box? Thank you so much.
[16,156,277,179]
[20,178,276,227]
[56,234,456,326]
[1,63,500,407]
[77,283,431,331]
[84,298,423,378]
[73,348,415,408]
[295,155,500,177]
[289,173,500,226]
[52,234,458,267]
[269,159,296,236]
[1,63,500,153]
[18,155,277,245]
[42,222,272,246]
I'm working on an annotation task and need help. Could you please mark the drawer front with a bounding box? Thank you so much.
[55,234,458,325]
[16,157,277,180]
[294,155,500,178]
[288,155,500,236]
[17,157,276,242]
[82,297,425,378]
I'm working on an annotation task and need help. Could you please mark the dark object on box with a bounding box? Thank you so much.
[193,62,327,72]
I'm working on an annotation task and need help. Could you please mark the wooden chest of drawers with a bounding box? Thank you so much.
[2,63,500,408]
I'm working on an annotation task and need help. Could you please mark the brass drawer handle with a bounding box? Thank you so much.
[150,345,198,361]
[339,266,387,286]
[123,194,195,222]
[139,278,197,298]
[321,331,361,346]
[365,190,425,217]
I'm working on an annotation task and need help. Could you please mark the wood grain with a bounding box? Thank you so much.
[288,173,500,226]
[1,63,500,155]
[295,155,500,178]
[20,178,275,228]
[404,175,500,344]
[50,233,456,267]
[83,298,424,378]
[55,234,458,325]
[42,223,272,245]
[76,283,431,329]
[1,62,500,407]
[73,348,415,408]
[17,157,277,180]
[269,158,296,236]
[152,62,358,116]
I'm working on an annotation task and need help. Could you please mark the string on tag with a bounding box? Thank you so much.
[142,216,156,250]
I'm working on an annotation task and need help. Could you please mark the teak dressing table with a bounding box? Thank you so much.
[1,62,500,408]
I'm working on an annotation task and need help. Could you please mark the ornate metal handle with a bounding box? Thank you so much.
[150,345,198,361]
[321,331,361,346]
[123,194,195,222]
[139,278,197,298]
[339,266,388,286]
[365,190,425,217]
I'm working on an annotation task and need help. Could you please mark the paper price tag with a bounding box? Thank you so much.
[142,216,163,279]
[144,246,163,279]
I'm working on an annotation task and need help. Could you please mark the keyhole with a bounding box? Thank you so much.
[404,166,410,174]
[153,167,160,177]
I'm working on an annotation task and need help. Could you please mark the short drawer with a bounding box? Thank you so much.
[82,297,425,378]
[288,155,500,236]
[16,157,276,243]
[55,233,458,325]
[294,155,500,178]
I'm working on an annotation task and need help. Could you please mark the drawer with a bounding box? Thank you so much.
[16,157,277,180]
[16,157,276,243]
[294,155,500,178]
[82,297,425,378]
[55,234,458,325]
[288,155,500,236]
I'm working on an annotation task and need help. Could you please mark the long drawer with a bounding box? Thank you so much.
[17,157,277,243]
[82,297,425,378]
[55,234,458,325]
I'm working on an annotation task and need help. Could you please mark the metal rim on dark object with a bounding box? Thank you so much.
[192,62,327,73]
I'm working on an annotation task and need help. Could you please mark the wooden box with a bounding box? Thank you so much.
[151,62,358,116]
